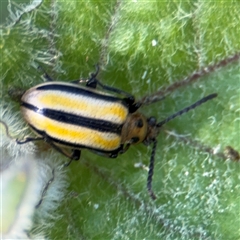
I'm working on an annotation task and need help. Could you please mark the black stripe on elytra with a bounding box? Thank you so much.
[22,102,122,134]
[36,83,128,106]
[29,124,122,153]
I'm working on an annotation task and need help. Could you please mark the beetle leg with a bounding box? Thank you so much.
[16,137,44,144]
[36,168,55,208]
[95,80,141,113]
[88,76,135,99]
[87,65,133,96]
[43,72,54,81]
[70,79,89,84]
[86,67,141,112]
[71,149,81,160]
[45,139,81,163]
[119,143,131,154]
[63,150,81,167]
[37,65,54,81]
[92,145,125,158]
[109,153,118,158]
[16,135,79,164]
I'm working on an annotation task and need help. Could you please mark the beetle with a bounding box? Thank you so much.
[7,66,217,199]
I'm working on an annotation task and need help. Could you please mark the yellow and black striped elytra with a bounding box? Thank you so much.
[21,81,146,157]
[10,67,218,199]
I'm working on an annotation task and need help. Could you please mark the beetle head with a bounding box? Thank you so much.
[121,112,148,145]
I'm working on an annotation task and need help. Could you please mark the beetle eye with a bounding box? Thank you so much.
[148,117,156,127]
[135,119,143,128]
[131,137,139,143]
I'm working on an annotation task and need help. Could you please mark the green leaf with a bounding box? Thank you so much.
[1,1,239,239]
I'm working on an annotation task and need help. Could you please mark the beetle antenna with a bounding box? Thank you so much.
[147,138,158,200]
[156,93,217,128]
[90,64,100,79]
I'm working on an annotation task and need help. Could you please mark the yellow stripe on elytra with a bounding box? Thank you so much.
[23,109,121,151]
[37,91,128,124]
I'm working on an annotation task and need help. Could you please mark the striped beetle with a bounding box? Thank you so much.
[9,66,217,199]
